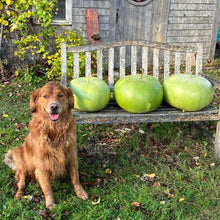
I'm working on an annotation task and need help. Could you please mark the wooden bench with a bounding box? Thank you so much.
[61,40,220,157]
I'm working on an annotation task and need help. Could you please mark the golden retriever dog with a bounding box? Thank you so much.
[4,82,88,209]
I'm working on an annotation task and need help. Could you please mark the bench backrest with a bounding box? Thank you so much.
[61,40,203,89]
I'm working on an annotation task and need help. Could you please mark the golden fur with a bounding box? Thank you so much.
[4,82,88,209]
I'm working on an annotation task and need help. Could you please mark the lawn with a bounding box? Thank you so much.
[0,73,220,219]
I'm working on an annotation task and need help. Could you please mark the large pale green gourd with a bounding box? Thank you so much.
[163,74,214,111]
[69,77,110,112]
[114,75,163,113]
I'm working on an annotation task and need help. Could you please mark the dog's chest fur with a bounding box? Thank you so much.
[30,118,76,179]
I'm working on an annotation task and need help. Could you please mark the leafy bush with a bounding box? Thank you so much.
[0,0,86,80]
[46,29,86,80]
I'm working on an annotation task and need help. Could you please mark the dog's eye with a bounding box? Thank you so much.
[58,94,63,97]
[43,95,48,98]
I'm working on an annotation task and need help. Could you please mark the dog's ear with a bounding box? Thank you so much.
[66,87,74,110]
[30,88,40,113]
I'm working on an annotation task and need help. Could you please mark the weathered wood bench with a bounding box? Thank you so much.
[61,40,220,157]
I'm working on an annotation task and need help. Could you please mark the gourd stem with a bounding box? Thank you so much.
[87,74,97,82]
[140,69,144,79]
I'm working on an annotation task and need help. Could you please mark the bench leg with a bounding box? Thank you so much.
[215,121,220,158]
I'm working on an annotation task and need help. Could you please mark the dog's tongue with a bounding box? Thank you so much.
[49,113,59,121]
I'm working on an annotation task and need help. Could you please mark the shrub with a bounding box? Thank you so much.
[0,0,87,81]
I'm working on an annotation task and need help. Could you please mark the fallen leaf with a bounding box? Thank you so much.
[105,168,113,174]
[160,201,166,205]
[131,201,140,210]
[140,173,156,182]
[3,114,9,117]
[193,156,200,160]
[163,149,173,156]
[153,182,161,187]
[146,173,156,178]
[91,196,101,205]
[121,179,126,184]
[210,163,215,167]
[132,174,140,178]
[15,123,25,129]
[179,198,185,203]
[38,209,49,218]
[22,195,33,201]
[164,189,174,199]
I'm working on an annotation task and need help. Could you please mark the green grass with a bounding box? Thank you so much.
[0,78,220,219]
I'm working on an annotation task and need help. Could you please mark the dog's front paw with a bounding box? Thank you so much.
[46,202,56,209]
[74,184,88,201]
[15,191,23,200]
[45,196,56,209]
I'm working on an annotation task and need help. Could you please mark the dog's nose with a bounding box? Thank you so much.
[50,103,59,112]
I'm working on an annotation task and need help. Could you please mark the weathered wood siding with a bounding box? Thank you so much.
[1,0,220,64]
[167,0,220,60]
[71,0,220,62]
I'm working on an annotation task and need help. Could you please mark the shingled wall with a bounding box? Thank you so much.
[71,0,220,61]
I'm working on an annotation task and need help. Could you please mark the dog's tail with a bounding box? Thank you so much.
[4,149,17,171]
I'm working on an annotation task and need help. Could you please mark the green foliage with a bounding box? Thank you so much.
[46,29,86,80]
[0,0,86,80]
[15,64,47,85]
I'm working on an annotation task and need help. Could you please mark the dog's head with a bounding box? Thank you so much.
[30,83,74,122]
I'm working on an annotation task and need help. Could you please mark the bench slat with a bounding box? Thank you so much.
[120,46,126,78]
[131,46,137,75]
[61,42,67,87]
[142,46,148,74]
[85,51,91,77]
[185,53,191,74]
[97,49,103,79]
[196,43,203,75]
[175,52,181,74]
[108,47,114,89]
[164,50,170,80]
[153,48,159,78]
[73,103,220,124]
[66,40,197,53]
[73,52,79,78]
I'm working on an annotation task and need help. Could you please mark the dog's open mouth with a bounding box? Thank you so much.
[49,113,60,122]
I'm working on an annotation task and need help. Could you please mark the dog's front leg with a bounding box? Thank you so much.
[67,159,88,201]
[15,169,27,200]
[35,169,55,209]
